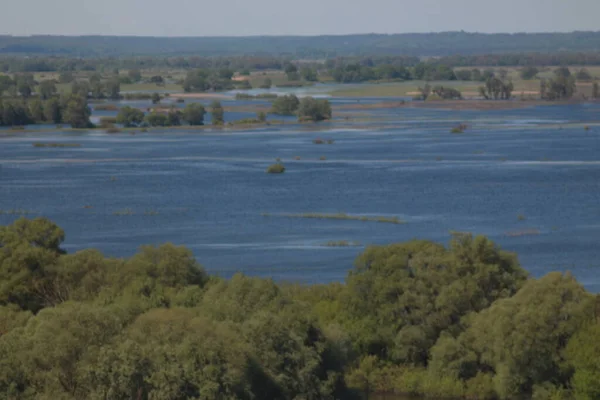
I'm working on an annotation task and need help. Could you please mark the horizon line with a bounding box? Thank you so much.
[2,30,600,39]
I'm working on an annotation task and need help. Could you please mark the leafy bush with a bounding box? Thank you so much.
[266,163,285,173]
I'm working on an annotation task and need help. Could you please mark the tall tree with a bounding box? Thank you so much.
[210,100,224,125]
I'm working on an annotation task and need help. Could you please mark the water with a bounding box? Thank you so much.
[1,100,599,292]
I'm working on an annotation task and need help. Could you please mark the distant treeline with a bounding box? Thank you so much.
[5,52,600,74]
[1,218,599,399]
[3,31,600,57]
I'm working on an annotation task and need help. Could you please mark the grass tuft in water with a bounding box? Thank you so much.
[262,212,404,224]
[0,209,35,215]
[322,240,362,247]
[506,229,540,237]
[112,208,134,216]
[33,143,81,148]
[266,164,285,174]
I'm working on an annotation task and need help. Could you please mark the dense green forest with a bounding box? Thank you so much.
[2,32,600,57]
[0,218,598,399]
[4,52,600,75]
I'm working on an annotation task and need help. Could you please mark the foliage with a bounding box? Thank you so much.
[0,218,598,400]
[116,106,145,127]
[541,68,577,100]
[182,103,206,125]
[479,74,514,100]
[266,163,285,174]
[297,97,332,122]
[210,100,225,125]
[271,94,300,115]
[520,66,539,80]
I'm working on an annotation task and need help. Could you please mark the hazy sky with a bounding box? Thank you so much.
[2,0,599,36]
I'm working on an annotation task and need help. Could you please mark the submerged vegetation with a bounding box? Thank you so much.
[266,163,286,174]
[262,212,404,224]
[32,142,81,148]
[0,218,598,400]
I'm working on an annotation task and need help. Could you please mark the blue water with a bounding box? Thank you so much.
[1,101,599,291]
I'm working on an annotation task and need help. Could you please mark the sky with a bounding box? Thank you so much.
[2,0,600,36]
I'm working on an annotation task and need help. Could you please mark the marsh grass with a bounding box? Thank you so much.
[262,212,404,224]
[517,214,527,221]
[267,163,285,174]
[0,209,35,215]
[451,123,468,134]
[33,143,81,148]
[313,138,335,144]
[319,156,327,160]
[506,229,540,237]
[112,208,134,216]
[322,240,362,247]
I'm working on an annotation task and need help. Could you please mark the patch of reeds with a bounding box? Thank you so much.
[266,163,285,174]
[451,123,468,134]
[33,143,81,148]
[0,209,35,215]
[505,229,540,237]
[322,240,362,247]
[313,138,335,144]
[112,208,134,216]
[517,214,526,221]
[106,126,121,133]
[262,212,404,224]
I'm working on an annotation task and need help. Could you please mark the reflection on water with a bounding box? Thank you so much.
[1,101,599,292]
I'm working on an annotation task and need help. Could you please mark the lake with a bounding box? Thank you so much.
[1,98,599,292]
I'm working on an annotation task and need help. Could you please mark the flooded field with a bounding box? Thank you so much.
[1,97,599,291]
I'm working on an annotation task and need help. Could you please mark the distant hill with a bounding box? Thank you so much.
[1,31,600,57]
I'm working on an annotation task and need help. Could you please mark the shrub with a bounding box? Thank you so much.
[271,94,300,115]
[266,163,285,174]
[297,97,332,122]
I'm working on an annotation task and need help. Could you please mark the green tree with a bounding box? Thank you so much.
[58,71,74,84]
[62,94,92,128]
[116,106,145,127]
[592,82,599,99]
[257,111,267,122]
[151,92,161,104]
[29,99,45,122]
[566,321,600,400]
[297,97,332,121]
[127,68,142,82]
[43,98,62,123]
[144,112,168,126]
[520,66,539,80]
[430,272,594,399]
[167,109,181,126]
[284,63,299,81]
[0,218,65,311]
[260,77,272,89]
[71,80,90,98]
[105,78,121,100]
[301,67,318,81]
[271,94,299,115]
[181,103,206,125]
[210,100,224,125]
[39,79,57,100]
[17,80,32,98]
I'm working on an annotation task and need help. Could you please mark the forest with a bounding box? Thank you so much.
[3,31,600,57]
[0,218,598,399]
